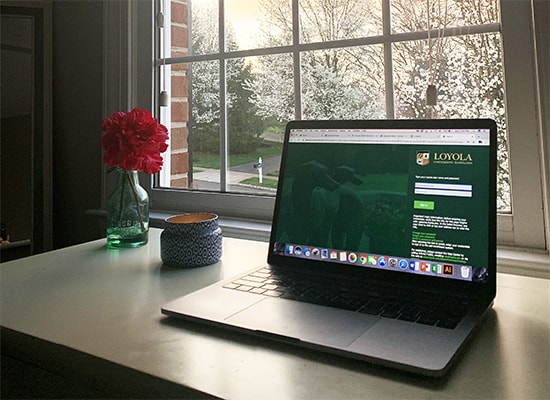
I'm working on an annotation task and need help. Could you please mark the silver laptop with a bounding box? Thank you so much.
[162,119,497,377]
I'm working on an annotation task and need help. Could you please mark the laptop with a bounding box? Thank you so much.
[162,119,497,377]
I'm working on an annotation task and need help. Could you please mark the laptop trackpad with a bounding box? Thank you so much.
[226,297,379,348]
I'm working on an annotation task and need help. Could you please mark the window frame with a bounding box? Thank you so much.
[103,0,549,271]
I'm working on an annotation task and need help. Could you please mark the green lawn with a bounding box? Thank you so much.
[192,141,282,169]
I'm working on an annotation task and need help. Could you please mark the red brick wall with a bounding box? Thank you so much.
[169,0,190,188]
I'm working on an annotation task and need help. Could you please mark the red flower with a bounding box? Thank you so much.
[101,108,169,174]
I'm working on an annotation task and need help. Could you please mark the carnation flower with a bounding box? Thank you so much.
[101,108,169,174]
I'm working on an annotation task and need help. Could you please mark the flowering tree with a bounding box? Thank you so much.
[250,0,510,210]
[391,0,509,209]
[187,0,510,209]
[248,0,385,121]
[189,2,264,155]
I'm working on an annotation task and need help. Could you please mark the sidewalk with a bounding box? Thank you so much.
[192,168,257,185]
[192,155,281,185]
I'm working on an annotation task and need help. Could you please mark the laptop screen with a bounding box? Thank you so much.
[269,119,496,285]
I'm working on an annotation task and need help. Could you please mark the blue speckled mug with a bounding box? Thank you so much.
[160,213,222,268]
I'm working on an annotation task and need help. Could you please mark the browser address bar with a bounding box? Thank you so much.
[289,130,490,145]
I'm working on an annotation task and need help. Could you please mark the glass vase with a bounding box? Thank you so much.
[106,169,149,248]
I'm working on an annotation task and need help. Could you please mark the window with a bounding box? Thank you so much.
[155,0,511,206]
[103,1,548,264]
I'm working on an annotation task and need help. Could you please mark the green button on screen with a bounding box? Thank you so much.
[414,200,435,210]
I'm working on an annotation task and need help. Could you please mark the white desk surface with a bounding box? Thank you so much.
[1,229,549,399]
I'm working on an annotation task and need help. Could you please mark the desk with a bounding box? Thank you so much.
[1,229,549,399]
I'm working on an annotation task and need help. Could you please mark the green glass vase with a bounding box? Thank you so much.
[106,169,149,248]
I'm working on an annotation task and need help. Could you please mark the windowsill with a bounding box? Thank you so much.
[87,208,273,242]
[496,248,550,279]
[87,209,549,279]
[149,210,272,242]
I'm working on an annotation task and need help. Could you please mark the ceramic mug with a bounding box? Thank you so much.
[160,213,222,267]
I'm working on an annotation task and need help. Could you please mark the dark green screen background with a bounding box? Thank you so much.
[274,142,490,268]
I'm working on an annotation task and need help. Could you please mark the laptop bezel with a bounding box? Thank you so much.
[267,119,497,303]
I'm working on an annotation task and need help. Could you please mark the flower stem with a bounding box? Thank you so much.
[125,171,146,232]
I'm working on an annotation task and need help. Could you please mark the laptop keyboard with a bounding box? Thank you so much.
[223,266,469,330]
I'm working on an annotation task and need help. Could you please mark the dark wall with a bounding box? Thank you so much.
[1,8,36,253]
[1,115,32,243]
[52,0,103,249]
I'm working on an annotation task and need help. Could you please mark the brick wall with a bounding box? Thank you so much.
[169,0,190,188]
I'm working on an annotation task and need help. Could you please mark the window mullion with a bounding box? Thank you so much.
[219,0,228,192]
[292,0,302,120]
[382,0,394,119]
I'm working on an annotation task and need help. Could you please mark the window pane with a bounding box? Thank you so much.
[169,0,219,57]
[159,62,191,189]
[245,53,295,123]
[392,32,511,211]
[189,60,221,191]
[226,0,292,50]
[301,46,386,119]
[391,0,500,34]
[226,55,290,195]
[299,0,382,43]
[158,60,222,192]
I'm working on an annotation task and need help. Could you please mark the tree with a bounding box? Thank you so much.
[391,0,509,209]
[189,0,510,208]
[226,58,264,154]
[189,2,264,156]
[248,0,385,121]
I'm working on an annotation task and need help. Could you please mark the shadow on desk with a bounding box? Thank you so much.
[0,327,219,399]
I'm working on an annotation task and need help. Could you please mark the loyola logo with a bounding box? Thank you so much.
[434,152,473,162]
[417,150,474,166]
[416,150,430,166]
